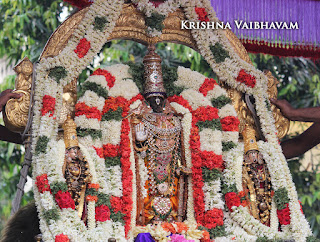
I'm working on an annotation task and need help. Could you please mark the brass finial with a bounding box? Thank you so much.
[62,115,79,149]
[242,124,259,154]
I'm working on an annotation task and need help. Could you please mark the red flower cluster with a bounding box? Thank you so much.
[119,119,133,236]
[36,174,51,193]
[41,95,56,117]
[199,78,217,96]
[203,208,224,229]
[236,69,256,88]
[200,151,224,170]
[225,192,241,212]
[192,106,219,123]
[195,7,210,22]
[55,191,75,209]
[74,38,91,58]
[277,203,291,225]
[110,196,123,213]
[95,204,110,222]
[220,116,240,132]
[103,96,128,114]
[92,68,116,88]
[86,195,98,202]
[103,143,120,158]
[75,102,102,120]
[55,234,69,242]
[167,95,192,111]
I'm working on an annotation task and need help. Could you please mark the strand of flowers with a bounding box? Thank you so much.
[131,0,180,17]
[181,0,269,96]
[170,102,195,222]
[258,141,312,240]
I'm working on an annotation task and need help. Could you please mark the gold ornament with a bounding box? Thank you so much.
[242,124,259,153]
[143,45,166,98]
[62,116,79,149]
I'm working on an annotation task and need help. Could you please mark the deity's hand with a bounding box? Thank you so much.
[135,123,148,142]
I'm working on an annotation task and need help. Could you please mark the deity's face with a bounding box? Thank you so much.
[67,147,79,160]
[147,96,165,113]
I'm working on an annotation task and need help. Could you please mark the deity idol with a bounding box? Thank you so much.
[130,45,191,225]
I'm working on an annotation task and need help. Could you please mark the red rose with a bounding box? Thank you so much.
[55,234,69,242]
[277,203,291,225]
[110,196,123,213]
[95,205,111,222]
[36,174,51,193]
[225,192,241,212]
[203,208,224,229]
[55,191,75,209]
[220,116,240,132]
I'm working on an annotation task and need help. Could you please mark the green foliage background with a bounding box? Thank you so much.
[0,0,320,238]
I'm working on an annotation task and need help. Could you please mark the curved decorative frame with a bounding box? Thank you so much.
[5,3,289,138]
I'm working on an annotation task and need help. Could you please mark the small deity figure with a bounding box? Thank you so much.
[62,116,91,219]
[242,124,272,225]
[131,46,191,225]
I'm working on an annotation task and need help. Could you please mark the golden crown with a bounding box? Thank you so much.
[62,116,79,149]
[242,124,259,154]
[143,45,166,99]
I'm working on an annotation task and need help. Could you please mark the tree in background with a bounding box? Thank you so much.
[0,0,320,237]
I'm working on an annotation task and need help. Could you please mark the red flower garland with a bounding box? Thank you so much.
[95,205,111,222]
[41,95,56,117]
[110,196,123,213]
[190,122,206,224]
[36,174,51,193]
[225,192,241,212]
[92,68,116,88]
[55,234,70,242]
[220,116,240,132]
[277,203,291,225]
[203,208,224,229]
[236,69,256,88]
[75,102,102,120]
[55,191,75,209]
[74,38,91,59]
[119,119,133,236]
[199,78,217,97]
[195,7,210,22]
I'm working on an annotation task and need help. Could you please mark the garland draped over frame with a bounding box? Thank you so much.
[32,0,314,241]
[64,0,320,59]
